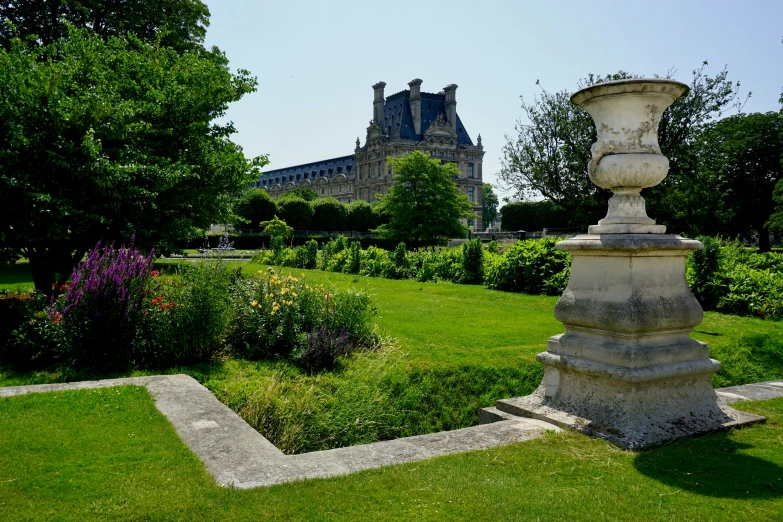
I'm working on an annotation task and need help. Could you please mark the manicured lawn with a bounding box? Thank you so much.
[0,261,35,293]
[1,386,782,521]
[2,261,783,455]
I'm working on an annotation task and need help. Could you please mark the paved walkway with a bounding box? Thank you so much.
[2,375,781,489]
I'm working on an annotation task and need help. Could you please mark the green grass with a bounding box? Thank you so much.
[1,386,782,521]
[0,261,35,293]
[2,261,783,454]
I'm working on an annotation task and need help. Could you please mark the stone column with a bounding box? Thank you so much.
[443,84,457,133]
[408,78,423,135]
[487,79,764,449]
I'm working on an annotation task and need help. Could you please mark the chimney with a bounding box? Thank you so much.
[443,84,458,132]
[372,82,386,125]
[408,78,423,135]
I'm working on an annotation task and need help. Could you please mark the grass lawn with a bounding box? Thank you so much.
[2,261,783,453]
[1,386,782,521]
[0,260,35,293]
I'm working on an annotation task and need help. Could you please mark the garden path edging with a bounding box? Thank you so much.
[0,374,560,488]
[3,375,781,488]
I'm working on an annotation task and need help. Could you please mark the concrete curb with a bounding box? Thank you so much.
[3,375,781,488]
[0,374,560,488]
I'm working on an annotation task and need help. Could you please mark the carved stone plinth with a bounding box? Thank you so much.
[488,235,764,449]
[484,79,765,449]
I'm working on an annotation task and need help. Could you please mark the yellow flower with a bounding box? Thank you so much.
[251,300,258,307]
[281,288,288,295]
[271,310,276,316]
[292,292,297,297]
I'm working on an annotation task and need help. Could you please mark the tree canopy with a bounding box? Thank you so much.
[500,64,746,232]
[276,196,313,231]
[232,188,277,231]
[499,201,572,232]
[374,151,475,243]
[0,0,210,52]
[346,200,377,233]
[696,111,783,251]
[311,197,347,231]
[482,184,499,229]
[0,26,260,291]
[279,186,318,202]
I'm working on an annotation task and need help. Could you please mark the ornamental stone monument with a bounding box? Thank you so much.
[487,79,764,449]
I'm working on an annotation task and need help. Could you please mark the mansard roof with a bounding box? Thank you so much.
[257,155,354,186]
[383,90,473,145]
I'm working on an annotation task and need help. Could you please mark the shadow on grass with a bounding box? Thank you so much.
[633,432,783,499]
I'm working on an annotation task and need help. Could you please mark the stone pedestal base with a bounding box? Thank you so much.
[489,361,764,450]
[488,233,766,449]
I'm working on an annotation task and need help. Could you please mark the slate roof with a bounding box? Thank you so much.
[257,155,354,187]
[383,90,473,145]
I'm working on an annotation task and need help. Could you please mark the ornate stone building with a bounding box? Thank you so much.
[256,79,485,229]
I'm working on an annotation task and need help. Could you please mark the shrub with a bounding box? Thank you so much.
[232,189,277,231]
[346,200,377,232]
[49,239,155,370]
[686,236,783,320]
[347,241,362,274]
[134,260,238,367]
[484,238,570,295]
[487,240,499,254]
[311,197,347,231]
[227,273,379,370]
[461,238,484,284]
[276,196,314,230]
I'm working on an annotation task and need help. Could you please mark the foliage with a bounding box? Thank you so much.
[500,65,746,232]
[279,186,318,202]
[481,184,499,228]
[227,273,379,370]
[49,240,155,370]
[461,238,484,284]
[687,237,783,320]
[0,27,261,292]
[232,189,278,231]
[311,197,347,231]
[134,259,237,367]
[375,151,475,243]
[484,238,570,295]
[0,0,211,52]
[276,197,314,231]
[695,112,782,251]
[346,200,377,232]
[499,200,573,231]
[259,216,294,239]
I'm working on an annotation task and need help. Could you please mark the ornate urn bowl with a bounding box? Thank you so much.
[570,79,689,234]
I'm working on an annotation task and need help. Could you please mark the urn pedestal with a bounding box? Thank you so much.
[484,80,764,449]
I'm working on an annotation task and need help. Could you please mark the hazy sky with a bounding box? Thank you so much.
[203,0,783,199]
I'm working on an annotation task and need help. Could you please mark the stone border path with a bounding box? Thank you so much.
[0,374,560,488]
[2,375,782,489]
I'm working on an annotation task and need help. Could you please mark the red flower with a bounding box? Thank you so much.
[161,303,168,310]
[150,270,160,277]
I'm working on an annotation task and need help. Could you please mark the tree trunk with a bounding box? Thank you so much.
[27,249,55,296]
[758,229,771,253]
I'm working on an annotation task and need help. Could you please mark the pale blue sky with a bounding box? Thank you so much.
[203,0,782,199]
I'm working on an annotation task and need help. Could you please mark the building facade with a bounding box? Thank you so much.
[257,79,485,230]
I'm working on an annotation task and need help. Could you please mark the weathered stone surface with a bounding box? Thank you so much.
[0,375,560,488]
[486,79,766,449]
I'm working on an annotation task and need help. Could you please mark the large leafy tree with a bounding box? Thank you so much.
[0,27,261,291]
[0,0,210,51]
[375,151,475,243]
[481,183,499,228]
[500,64,745,232]
[696,112,783,251]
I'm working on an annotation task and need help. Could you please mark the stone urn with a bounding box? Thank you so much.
[570,79,689,234]
[482,78,765,449]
